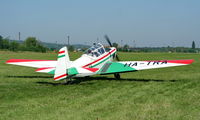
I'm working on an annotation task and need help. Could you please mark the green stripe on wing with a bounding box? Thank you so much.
[99,62,136,74]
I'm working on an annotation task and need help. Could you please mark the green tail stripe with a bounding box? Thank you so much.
[58,55,65,58]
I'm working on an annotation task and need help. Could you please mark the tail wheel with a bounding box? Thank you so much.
[114,73,121,79]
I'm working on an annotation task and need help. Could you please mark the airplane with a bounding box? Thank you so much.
[6,35,194,83]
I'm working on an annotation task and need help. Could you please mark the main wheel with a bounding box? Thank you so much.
[114,73,121,79]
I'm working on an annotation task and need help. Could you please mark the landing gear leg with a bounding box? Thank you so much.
[114,73,121,79]
[68,78,73,84]
[61,77,73,85]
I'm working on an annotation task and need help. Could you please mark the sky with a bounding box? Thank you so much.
[0,0,200,47]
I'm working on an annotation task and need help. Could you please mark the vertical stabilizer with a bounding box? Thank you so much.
[54,47,70,81]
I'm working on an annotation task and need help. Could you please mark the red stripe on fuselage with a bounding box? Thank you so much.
[84,68,99,72]
[82,49,116,68]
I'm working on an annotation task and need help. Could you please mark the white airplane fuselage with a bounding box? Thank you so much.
[70,47,116,77]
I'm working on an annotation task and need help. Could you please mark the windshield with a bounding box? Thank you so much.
[84,43,105,57]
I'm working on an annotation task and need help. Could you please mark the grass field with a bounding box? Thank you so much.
[0,51,200,120]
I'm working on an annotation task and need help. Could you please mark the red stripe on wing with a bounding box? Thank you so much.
[6,59,55,63]
[145,60,194,64]
[166,60,194,64]
[36,67,55,72]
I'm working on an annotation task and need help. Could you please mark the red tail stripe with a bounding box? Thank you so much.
[54,74,67,80]
[59,51,65,54]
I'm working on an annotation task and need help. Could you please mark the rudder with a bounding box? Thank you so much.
[54,46,70,81]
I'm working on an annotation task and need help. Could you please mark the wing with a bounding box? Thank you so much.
[6,59,57,74]
[98,60,194,75]
[6,59,57,68]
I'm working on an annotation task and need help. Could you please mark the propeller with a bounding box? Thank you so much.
[104,35,120,61]
[104,35,121,79]
[104,35,113,47]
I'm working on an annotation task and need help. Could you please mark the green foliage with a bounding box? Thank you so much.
[123,44,130,52]
[0,35,48,53]
[192,41,196,49]
[0,35,3,49]
[25,37,38,48]
[0,52,200,120]
[2,38,10,49]
[9,41,19,51]
[24,37,48,52]
[112,42,118,48]
[68,45,75,52]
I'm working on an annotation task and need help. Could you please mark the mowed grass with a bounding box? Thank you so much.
[0,51,200,120]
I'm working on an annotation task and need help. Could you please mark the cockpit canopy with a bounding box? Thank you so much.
[85,43,106,57]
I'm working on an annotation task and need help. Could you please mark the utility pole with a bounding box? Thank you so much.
[67,35,70,47]
[133,40,136,48]
[56,41,58,50]
[121,40,123,51]
[19,32,21,41]
[97,37,99,43]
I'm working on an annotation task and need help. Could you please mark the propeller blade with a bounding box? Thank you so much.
[104,35,113,47]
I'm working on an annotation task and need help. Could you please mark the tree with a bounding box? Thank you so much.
[9,41,19,51]
[24,37,47,52]
[192,41,196,49]
[112,42,118,48]
[0,35,3,49]
[2,38,10,49]
[68,45,74,52]
[123,44,129,51]
[25,37,38,48]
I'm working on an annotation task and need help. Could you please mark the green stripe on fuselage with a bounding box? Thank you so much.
[68,67,78,75]
[91,53,115,68]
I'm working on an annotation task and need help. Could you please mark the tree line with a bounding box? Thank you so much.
[0,36,48,52]
[112,41,199,53]
[0,35,198,53]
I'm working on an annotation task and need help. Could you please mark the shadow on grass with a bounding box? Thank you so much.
[36,76,178,86]
[6,75,52,78]
[6,75,178,86]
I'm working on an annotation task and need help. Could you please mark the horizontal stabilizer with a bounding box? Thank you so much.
[35,67,55,74]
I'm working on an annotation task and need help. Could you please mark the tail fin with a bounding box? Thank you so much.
[54,47,70,81]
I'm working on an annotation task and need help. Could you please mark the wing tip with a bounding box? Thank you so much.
[171,59,194,64]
